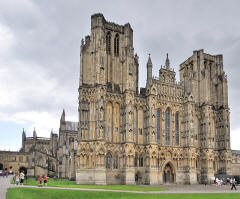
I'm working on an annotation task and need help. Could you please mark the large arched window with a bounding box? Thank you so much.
[114,33,119,56]
[134,153,138,167]
[175,112,179,145]
[106,152,112,169]
[106,31,111,54]
[139,155,143,167]
[165,108,171,145]
[156,109,161,143]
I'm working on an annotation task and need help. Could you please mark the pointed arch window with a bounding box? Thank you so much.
[165,108,170,145]
[139,156,143,167]
[106,152,112,169]
[156,109,161,143]
[106,31,111,54]
[114,33,119,56]
[134,153,138,167]
[113,155,118,169]
[175,112,179,145]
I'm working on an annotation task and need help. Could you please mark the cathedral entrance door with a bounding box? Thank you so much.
[0,163,3,170]
[135,171,142,184]
[163,163,175,183]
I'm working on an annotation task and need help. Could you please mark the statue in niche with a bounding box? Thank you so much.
[152,131,156,142]
[128,129,132,140]
[129,111,132,124]
[99,126,103,138]
[100,107,104,120]
[152,114,156,126]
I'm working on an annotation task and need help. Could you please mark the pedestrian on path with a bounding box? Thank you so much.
[20,171,25,185]
[231,179,237,190]
[38,175,42,186]
[2,170,5,178]
[43,175,48,186]
[15,174,19,186]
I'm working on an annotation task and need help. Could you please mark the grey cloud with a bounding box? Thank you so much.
[0,0,240,148]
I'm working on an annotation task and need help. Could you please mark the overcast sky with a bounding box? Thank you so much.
[0,0,240,151]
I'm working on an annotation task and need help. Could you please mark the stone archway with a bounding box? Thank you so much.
[163,162,175,183]
[135,171,143,184]
[19,167,27,175]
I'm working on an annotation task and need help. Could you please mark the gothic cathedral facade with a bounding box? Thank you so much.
[76,13,232,185]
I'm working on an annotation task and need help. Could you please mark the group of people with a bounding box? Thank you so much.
[15,171,25,185]
[215,177,237,190]
[38,175,48,186]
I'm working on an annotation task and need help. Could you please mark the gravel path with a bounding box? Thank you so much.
[0,176,14,199]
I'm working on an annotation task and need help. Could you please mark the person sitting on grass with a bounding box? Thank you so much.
[44,175,48,186]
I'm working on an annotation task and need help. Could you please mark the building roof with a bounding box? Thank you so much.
[65,121,78,131]
[232,150,240,155]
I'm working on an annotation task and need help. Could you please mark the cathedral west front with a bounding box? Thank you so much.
[75,13,232,185]
[0,13,235,185]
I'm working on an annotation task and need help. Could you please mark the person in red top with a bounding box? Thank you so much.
[38,175,42,186]
[44,175,48,186]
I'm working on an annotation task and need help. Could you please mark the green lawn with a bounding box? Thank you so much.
[6,188,240,199]
[12,177,166,191]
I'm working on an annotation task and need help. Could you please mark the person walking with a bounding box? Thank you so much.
[5,169,8,178]
[16,174,20,186]
[38,175,42,186]
[231,178,237,190]
[2,169,5,178]
[43,175,48,186]
[20,171,25,185]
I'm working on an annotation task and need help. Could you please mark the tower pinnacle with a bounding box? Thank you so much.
[165,53,170,70]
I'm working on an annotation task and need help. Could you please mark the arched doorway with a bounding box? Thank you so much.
[135,171,142,184]
[163,163,175,183]
[0,163,3,170]
[19,167,27,175]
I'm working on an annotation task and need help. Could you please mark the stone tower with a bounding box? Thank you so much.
[180,49,232,182]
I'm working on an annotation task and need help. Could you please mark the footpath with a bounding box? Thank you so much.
[0,177,14,199]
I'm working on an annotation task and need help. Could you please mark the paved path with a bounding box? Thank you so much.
[17,184,240,194]
[0,176,14,199]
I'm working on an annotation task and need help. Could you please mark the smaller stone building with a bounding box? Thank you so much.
[232,150,240,176]
[0,128,58,177]
[0,110,78,179]
[0,151,31,174]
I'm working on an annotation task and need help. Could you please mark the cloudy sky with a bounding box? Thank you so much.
[0,0,240,150]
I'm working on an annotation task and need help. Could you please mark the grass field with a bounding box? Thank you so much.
[6,188,240,199]
[11,177,166,191]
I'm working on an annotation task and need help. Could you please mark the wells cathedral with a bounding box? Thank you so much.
[1,13,240,185]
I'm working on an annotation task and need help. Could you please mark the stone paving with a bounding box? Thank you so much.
[0,176,14,199]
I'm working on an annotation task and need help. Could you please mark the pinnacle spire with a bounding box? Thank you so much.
[165,53,170,70]
[147,53,152,66]
[61,109,65,122]
[22,128,26,137]
[33,127,37,137]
